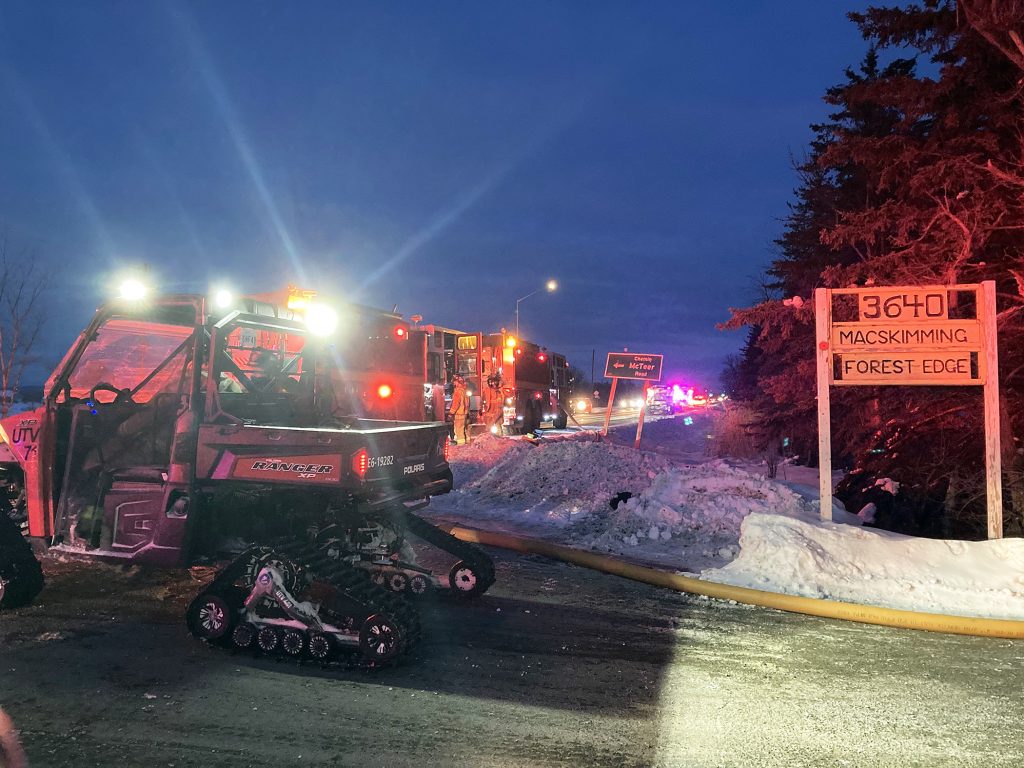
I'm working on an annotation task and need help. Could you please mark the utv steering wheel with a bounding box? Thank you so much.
[88,382,135,405]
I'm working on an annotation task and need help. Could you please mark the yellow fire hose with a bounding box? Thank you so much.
[447,525,1024,640]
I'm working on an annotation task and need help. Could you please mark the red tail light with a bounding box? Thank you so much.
[443,436,450,462]
[351,448,369,478]
[377,383,393,399]
[394,325,407,340]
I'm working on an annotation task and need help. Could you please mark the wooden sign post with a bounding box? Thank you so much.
[601,377,619,436]
[634,381,651,449]
[814,282,1002,537]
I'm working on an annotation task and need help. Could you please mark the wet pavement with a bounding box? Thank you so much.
[1,551,1021,767]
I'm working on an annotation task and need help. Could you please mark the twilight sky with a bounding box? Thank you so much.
[0,1,873,386]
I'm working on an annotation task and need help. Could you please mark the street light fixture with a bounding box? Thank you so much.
[515,279,558,338]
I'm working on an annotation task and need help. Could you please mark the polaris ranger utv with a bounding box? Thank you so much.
[0,290,493,665]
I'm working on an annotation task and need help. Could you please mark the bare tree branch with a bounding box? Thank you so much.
[0,235,48,417]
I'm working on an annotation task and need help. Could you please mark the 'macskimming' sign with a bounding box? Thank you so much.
[814,282,1002,538]
[827,287,984,385]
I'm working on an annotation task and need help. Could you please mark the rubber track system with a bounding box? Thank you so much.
[0,513,43,610]
[401,510,495,596]
[188,537,421,668]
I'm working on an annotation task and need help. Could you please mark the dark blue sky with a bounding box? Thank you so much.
[0,1,872,386]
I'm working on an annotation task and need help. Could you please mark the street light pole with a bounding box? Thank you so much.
[515,279,558,338]
[516,290,540,337]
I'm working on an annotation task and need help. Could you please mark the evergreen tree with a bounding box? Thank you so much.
[726,1,1024,535]
[725,50,915,469]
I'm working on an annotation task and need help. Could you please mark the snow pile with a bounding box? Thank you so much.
[564,461,861,570]
[434,436,673,527]
[430,423,1024,620]
[436,434,858,571]
[702,513,1024,619]
[448,433,530,485]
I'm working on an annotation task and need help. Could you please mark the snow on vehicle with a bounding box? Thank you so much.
[0,284,494,665]
[454,331,571,434]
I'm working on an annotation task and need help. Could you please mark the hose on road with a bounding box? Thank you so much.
[446,525,1024,640]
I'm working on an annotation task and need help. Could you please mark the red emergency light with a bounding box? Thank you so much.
[393,325,408,340]
[537,353,547,362]
[351,448,369,479]
[514,347,523,356]
[377,383,393,399]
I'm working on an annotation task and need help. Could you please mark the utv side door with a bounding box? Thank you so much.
[49,302,202,565]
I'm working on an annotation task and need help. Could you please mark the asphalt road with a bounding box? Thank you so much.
[565,405,654,430]
[2,550,1021,768]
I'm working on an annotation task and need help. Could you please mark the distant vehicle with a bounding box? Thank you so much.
[664,384,712,410]
[646,386,673,416]
[453,331,571,433]
[570,395,592,415]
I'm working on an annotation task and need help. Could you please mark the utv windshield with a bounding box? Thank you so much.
[212,316,317,426]
[63,318,194,403]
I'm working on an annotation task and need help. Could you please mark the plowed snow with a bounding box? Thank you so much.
[428,413,1024,620]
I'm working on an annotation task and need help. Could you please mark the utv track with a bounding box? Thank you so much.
[401,510,495,598]
[187,536,422,668]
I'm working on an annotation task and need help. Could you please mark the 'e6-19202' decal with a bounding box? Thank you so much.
[231,453,342,483]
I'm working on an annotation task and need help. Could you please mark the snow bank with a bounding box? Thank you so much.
[435,433,858,571]
[432,425,1024,621]
[702,513,1024,619]
[438,436,674,527]
[448,434,529,485]
[564,461,860,570]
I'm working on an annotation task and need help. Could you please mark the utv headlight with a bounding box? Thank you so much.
[305,304,339,336]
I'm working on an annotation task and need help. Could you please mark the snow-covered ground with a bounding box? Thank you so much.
[425,411,1024,620]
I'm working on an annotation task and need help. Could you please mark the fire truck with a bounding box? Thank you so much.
[416,324,466,421]
[453,331,571,434]
[253,287,427,423]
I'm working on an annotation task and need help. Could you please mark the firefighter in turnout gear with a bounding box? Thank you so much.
[449,375,470,445]
[484,371,505,432]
